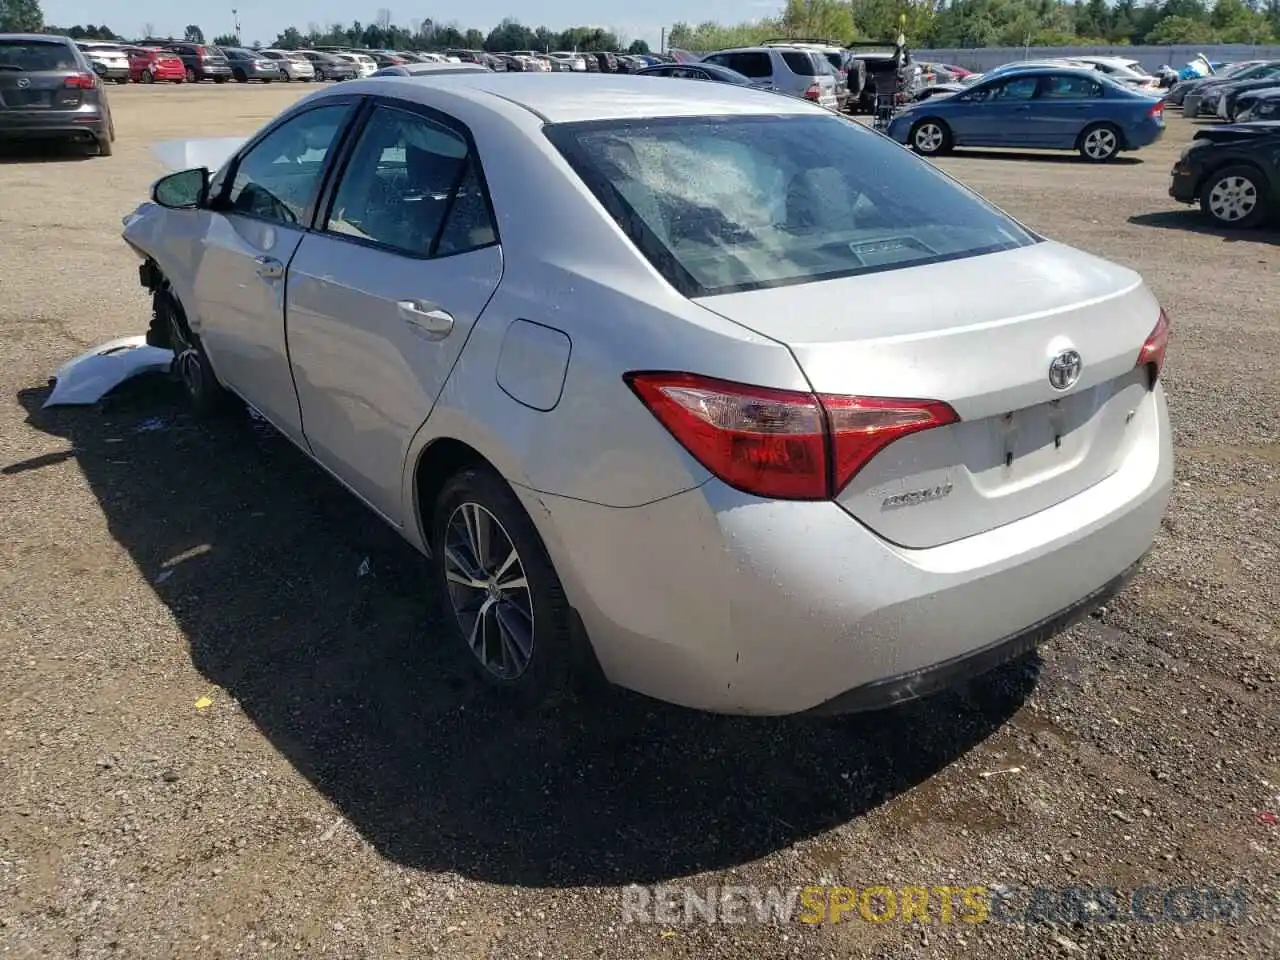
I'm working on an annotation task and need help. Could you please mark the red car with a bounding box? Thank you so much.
[126,46,186,83]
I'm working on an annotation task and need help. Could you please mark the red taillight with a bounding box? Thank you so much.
[1136,309,1170,386]
[804,83,821,101]
[625,372,958,501]
[64,73,97,88]
[1149,101,1164,120]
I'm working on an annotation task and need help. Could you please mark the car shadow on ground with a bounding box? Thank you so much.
[1128,209,1280,244]
[0,142,95,164]
[15,375,1039,888]
[948,149,1143,165]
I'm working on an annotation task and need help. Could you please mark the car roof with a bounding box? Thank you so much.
[1,33,74,43]
[336,73,817,122]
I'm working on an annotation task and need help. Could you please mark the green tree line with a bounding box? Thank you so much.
[10,0,1280,51]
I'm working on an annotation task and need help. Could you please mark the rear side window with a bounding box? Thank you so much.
[324,105,496,258]
[781,51,822,76]
[723,52,771,79]
[1040,75,1104,98]
[0,39,79,71]
[546,114,1036,298]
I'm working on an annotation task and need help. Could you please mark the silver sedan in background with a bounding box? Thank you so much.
[119,75,1172,715]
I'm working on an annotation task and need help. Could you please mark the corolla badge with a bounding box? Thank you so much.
[1048,349,1083,391]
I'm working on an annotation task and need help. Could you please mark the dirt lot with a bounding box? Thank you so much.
[0,83,1277,959]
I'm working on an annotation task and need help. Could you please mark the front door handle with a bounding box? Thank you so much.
[397,300,454,340]
[254,255,283,280]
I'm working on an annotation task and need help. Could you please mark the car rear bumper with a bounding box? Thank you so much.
[530,384,1172,715]
[195,65,232,78]
[93,65,130,80]
[0,106,107,139]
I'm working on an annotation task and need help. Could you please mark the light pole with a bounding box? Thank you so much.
[232,8,241,43]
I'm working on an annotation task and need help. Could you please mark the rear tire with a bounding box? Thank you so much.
[1078,122,1122,162]
[214,75,227,83]
[94,133,113,157]
[430,465,585,709]
[185,67,196,83]
[233,70,247,82]
[1200,164,1268,228]
[142,70,155,83]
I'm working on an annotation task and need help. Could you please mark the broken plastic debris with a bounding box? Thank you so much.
[43,335,174,408]
[1259,812,1277,825]
[357,557,371,578]
[194,695,213,710]
[980,767,1023,778]
[154,570,174,585]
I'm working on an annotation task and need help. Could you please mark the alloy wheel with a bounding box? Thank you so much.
[914,123,944,153]
[1084,127,1118,160]
[442,502,534,680]
[1207,175,1258,222]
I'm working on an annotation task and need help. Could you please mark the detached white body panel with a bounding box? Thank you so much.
[44,335,173,408]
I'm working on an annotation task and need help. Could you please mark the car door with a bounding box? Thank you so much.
[189,100,359,445]
[285,101,503,522]
[1032,73,1107,148]
[956,74,1040,146]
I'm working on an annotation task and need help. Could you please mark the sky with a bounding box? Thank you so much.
[41,0,783,51]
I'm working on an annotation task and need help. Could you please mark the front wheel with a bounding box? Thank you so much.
[152,288,240,416]
[1200,165,1268,228]
[909,118,952,156]
[1078,123,1122,162]
[431,465,583,708]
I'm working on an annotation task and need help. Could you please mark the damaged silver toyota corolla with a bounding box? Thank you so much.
[117,75,1173,716]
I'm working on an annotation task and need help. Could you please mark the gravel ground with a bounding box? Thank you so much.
[0,85,1276,959]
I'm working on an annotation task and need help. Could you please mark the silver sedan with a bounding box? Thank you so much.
[121,75,1173,715]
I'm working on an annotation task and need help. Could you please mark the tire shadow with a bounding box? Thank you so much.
[1128,209,1280,244]
[15,374,1039,888]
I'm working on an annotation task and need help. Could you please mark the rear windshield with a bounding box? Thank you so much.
[0,39,78,71]
[545,114,1037,298]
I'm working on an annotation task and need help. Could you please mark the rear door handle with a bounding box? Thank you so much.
[397,300,454,340]
[254,255,283,280]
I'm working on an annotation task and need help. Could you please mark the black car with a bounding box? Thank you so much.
[294,50,357,81]
[0,33,115,156]
[1169,121,1280,228]
[1221,77,1280,120]
[156,40,232,82]
[1237,86,1280,122]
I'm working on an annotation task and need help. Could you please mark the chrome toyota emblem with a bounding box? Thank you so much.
[16,78,30,88]
[1048,349,1083,391]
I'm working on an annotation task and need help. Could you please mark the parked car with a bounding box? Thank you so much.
[294,50,358,81]
[330,53,378,78]
[219,47,282,82]
[1069,56,1163,94]
[156,40,232,83]
[889,66,1164,162]
[761,39,864,112]
[701,46,838,110]
[1169,121,1280,227]
[637,61,777,93]
[124,45,186,83]
[0,33,115,155]
[1183,61,1280,117]
[1165,60,1260,106]
[912,82,966,102]
[259,50,316,81]
[122,73,1171,715]
[76,41,131,83]
[1235,86,1280,122]
[847,41,919,111]
[593,52,618,73]
[509,51,552,73]
[371,62,492,78]
[1217,75,1280,120]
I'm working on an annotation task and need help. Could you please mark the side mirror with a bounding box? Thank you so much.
[151,167,209,210]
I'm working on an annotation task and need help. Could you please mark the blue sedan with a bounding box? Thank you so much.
[887,67,1165,162]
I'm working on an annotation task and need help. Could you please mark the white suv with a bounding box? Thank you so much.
[701,46,839,110]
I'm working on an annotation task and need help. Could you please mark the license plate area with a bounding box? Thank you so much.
[979,387,1105,489]
[5,90,53,108]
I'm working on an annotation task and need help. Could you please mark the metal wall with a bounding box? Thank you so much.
[914,45,1280,72]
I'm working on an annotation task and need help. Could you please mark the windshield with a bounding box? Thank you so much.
[546,114,1037,298]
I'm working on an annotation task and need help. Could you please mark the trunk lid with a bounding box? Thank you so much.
[697,242,1162,548]
[0,70,89,110]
